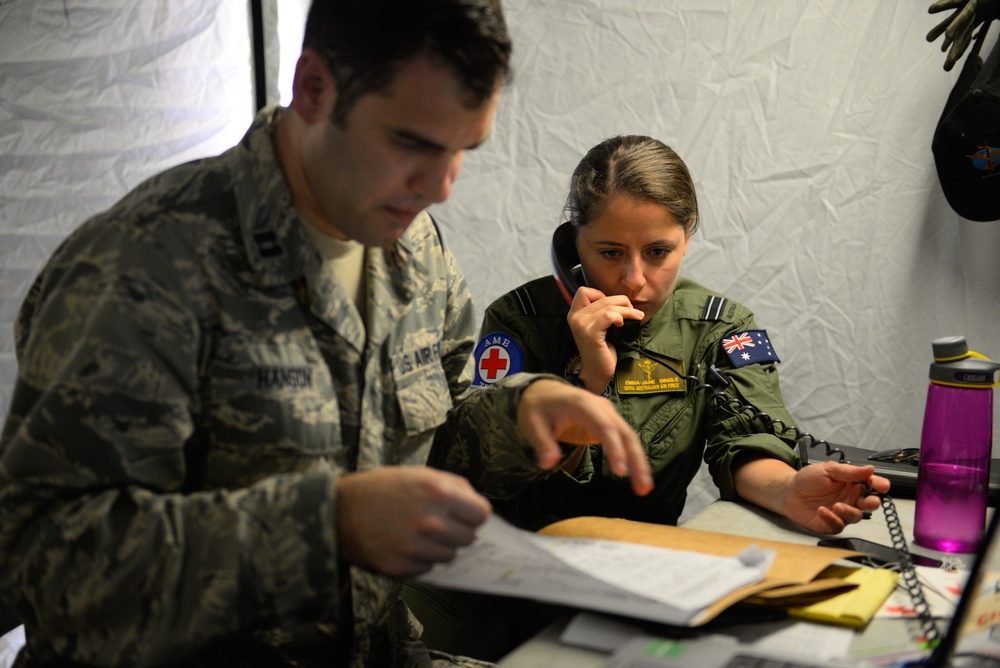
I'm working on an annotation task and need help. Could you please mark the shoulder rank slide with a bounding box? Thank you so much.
[702,295,728,321]
[512,286,537,316]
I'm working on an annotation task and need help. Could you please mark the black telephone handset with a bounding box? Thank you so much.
[550,222,641,344]
[550,221,584,304]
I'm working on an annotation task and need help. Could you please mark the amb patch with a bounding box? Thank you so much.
[721,329,780,368]
[473,332,523,386]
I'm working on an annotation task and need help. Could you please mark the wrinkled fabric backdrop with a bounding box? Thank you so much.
[2,0,999,525]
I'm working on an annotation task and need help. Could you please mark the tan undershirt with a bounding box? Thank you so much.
[302,223,367,318]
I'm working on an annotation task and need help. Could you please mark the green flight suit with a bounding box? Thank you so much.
[478,274,802,530]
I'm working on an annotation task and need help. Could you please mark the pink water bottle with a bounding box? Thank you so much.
[913,336,1000,553]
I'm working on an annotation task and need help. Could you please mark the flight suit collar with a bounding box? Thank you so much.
[638,289,685,359]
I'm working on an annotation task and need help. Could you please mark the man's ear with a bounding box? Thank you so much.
[289,49,335,124]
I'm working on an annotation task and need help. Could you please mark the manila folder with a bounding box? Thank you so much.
[538,516,863,625]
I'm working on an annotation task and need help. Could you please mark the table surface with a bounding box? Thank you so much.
[497,496,984,667]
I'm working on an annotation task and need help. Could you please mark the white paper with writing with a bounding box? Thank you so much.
[416,514,774,626]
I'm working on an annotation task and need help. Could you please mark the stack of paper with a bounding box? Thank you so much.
[417,514,775,626]
[418,515,868,627]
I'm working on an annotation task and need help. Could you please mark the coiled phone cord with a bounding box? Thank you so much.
[881,495,941,646]
[612,334,941,644]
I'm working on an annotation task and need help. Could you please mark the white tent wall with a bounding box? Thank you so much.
[428,0,1000,520]
[0,0,256,416]
[1,0,999,530]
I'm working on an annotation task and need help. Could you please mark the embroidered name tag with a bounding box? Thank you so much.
[257,366,313,390]
[616,356,686,394]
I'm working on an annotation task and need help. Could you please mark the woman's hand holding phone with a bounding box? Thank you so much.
[566,286,643,394]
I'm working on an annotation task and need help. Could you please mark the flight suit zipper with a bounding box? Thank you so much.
[648,390,696,446]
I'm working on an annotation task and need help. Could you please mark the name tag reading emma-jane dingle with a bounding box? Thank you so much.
[616,355,686,394]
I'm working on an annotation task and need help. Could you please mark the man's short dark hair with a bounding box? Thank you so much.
[303,0,512,126]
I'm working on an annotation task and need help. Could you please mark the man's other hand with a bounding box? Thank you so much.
[337,467,492,578]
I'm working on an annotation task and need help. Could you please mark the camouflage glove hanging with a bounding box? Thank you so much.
[927,0,998,70]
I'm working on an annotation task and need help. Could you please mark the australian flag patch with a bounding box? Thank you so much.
[721,329,780,368]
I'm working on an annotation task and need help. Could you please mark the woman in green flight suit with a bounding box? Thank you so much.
[475,134,888,534]
[405,135,889,661]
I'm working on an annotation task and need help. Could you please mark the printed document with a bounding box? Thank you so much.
[416,514,774,626]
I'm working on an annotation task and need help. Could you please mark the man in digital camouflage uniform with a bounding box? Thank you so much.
[0,2,652,666]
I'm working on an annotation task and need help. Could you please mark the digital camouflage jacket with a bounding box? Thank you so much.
[0,107,546,668]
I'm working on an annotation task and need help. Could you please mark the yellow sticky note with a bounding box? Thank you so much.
[789,567,898,629]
